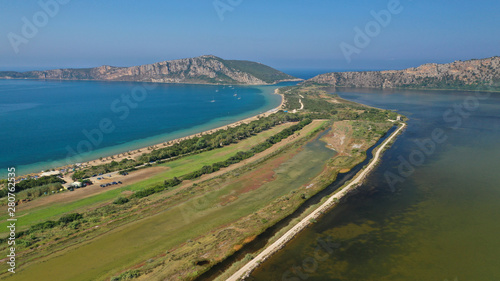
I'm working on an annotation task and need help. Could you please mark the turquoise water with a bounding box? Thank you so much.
[251,89,500,281]
[0,80,290,176]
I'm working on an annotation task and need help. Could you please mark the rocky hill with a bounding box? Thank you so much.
[0,55,298,85]
[307,57,500,91]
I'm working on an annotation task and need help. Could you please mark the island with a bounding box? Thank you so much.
[0,55,299,85]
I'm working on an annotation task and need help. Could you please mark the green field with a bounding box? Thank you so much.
[1,120,330,281]
[0,83,401,281]
[0,123,295,233]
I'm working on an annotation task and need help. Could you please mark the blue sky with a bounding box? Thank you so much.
[0,0,499,72]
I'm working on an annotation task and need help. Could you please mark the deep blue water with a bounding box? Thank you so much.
[0,79,290,176]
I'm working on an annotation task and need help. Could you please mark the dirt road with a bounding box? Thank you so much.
[226,123,406,281]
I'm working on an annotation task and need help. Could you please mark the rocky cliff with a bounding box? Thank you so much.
[308,57,500,91]
[0,55,297,85]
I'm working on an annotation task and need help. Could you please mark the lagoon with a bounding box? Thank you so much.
[251,88,500,281]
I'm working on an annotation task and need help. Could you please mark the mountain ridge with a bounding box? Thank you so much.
[307,56,500,91]
[0,55,299,85]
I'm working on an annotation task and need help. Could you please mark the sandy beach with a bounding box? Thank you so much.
[18,89,285,181]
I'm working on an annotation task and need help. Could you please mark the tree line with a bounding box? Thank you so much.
[129,118,312,200]
[72,111,303,180]
[0,175,65,198]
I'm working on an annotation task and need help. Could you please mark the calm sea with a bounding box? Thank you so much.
[251,88,500,281]
[0,79,292,176]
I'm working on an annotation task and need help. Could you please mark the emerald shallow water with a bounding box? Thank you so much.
[0,79,289,176]
[251,89,500,281]
[0,120,335,281]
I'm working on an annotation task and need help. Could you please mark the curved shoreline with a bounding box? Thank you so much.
[0,77,303,86]
[15,89,285,180]
[226,122,406,281]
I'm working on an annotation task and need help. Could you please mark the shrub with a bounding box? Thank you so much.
[164,177,182,187]
[30,220,59,232]
[58,213,83,225]
[113,197,130,205]
[112,269,141,280]
[68,221,81,230]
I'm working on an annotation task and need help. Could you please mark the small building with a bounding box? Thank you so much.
[71,182,82,188]
[40,170,61,177]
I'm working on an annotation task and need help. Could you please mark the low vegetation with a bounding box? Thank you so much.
[71,111,304,180]
[0,84,404,281]
[181,118,311,180]
[0,175,65,198]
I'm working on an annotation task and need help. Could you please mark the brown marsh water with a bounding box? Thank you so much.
[251,89,500,281]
